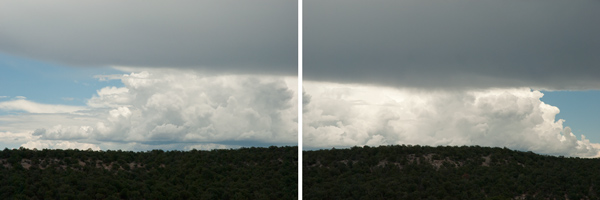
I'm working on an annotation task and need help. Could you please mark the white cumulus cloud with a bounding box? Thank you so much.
[21,140,100,151]
[16,68,298,150]
[303,81,600,157]
[184,143,241,151]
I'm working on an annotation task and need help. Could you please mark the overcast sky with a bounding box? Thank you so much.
[303,0,600,157]
[0,0,297,151]
[305,0,600,90]
[0,0,297,75]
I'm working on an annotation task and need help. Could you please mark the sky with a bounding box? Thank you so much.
[0,0,297,151]
[303,0,600,157]
[541,90,600,144]
[2,0,600,158]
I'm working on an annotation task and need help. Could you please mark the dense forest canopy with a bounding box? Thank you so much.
[0,146,297,199]
[304,145,600,200]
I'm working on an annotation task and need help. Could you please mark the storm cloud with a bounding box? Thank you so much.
[304,0,600,90]
[0,0,297,75]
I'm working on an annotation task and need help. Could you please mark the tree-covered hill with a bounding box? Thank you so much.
[0,146,297,200]
[304,145,600,200]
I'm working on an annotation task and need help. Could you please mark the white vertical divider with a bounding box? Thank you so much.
[297,0,303,199]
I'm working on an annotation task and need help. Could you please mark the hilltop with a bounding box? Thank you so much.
[304,145,600,200]
[0,146,297,199]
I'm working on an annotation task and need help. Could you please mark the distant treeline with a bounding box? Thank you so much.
[304,145,600,199]
[0,146,297,199]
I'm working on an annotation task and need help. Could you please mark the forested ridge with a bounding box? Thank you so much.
[304,145,600,200]
[0,146,297,199]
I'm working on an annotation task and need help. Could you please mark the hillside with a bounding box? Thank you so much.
[0,146,297,199]
[304,145,600,200]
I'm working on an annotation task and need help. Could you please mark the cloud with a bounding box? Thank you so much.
[304,0,600,90]
[0,131,38,148]
[303,81,600,157]
[0,99,86,113]
[21,140,100,151]
[32,125,94,140]
[184,143,241,151]
[0,0,297,75]
[94,74,125,82]
[87,87,132,108]
[7,68,298,150]
[301,0,600,158]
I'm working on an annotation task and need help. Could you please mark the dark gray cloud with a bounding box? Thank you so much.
[304,0,600,90]
[0,0,297,75]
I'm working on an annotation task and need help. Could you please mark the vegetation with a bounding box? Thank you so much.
[304,145,600,200]
[0,146,297,200]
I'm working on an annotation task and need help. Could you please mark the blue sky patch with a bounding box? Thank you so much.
[0,53,124,107]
